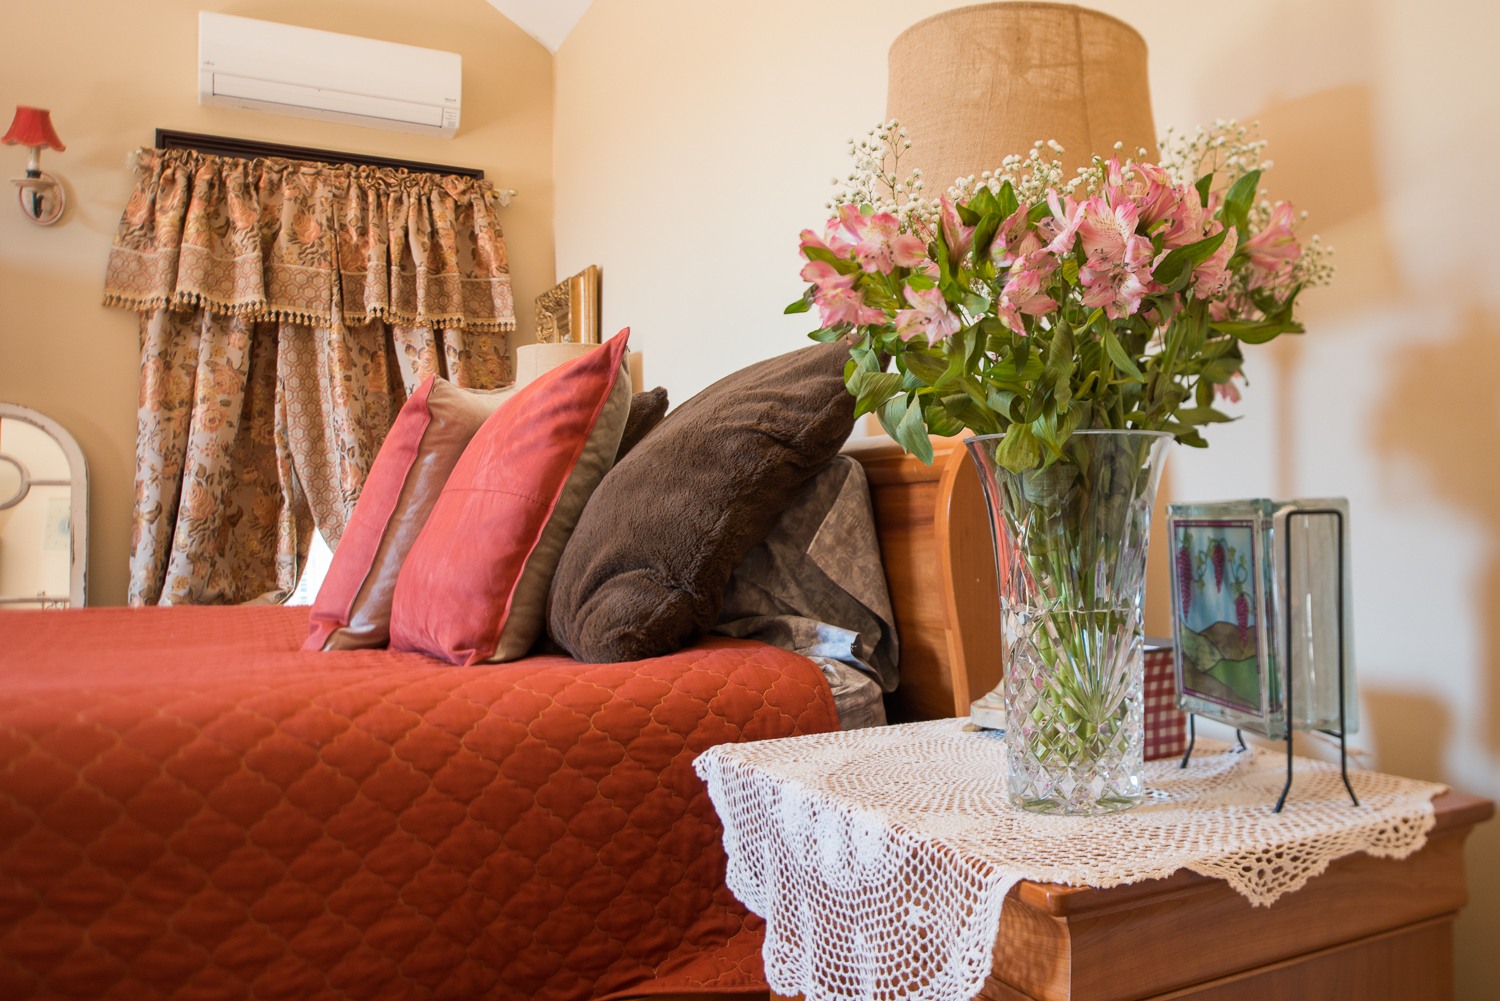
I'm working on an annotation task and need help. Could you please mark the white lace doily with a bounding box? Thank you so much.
[695,718,1447,1001]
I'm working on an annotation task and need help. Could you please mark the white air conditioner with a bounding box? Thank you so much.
[198,12,461,139]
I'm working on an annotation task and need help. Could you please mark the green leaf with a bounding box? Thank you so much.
[1044,321,1075,413]
[922,395,966,437]
[1028,200,1052,225]
[784,290,813,314]
[1195,172,1214,208]
[849,370,902,418]
[877,392,906,442]
[967,186,1000,217]
[1102,328,1145,382]
[1208,319,1290,344]
[987,387,1018,420]
[890,395,934,465]
[806,327,843,343]
[1061,258,1080,285]
[1152,227,1231,288]
[1223,168,1261,233]
[994,180,1019,221]
[1019,461,1079,505]
[996,421,1041,473]
[933,230,954,285]
[942,393,999,434]
[1174,406,1234,426]
[906,273,936,291]
[954,202,982,226]
[972,212,1002,265]
[801,245,860,274]
[936,328,976,389]
[903,351,948,386]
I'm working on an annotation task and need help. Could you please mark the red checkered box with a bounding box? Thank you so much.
[1144,640,1187,761]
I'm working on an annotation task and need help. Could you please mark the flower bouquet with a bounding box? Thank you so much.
[789,121,1332,814]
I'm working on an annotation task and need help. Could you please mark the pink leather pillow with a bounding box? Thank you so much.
[389,329,632,664]
[303,377,516,651]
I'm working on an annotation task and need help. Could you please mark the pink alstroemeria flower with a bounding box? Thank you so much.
[997,250,1060,331]
[841,209,928,274]
[800,219,854,260]
[816,287,886,329]
[800,259,856,293]
[894,285,961,346]
[1077,197,1151,268]
[1241,202,1302,288]
[1160,188,1212,249]
[989,205,1036,267]
[1079,231,1154,318]
[939,197,975,261]
[1216,373,1244,404]
[1192,225,1238,298]
[1039,190,1087,254]
[1111,161,1180,228]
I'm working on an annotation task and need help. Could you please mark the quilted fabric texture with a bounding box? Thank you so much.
[0,606,838,1000]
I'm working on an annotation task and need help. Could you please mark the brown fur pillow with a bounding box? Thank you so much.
[548,342,857,663]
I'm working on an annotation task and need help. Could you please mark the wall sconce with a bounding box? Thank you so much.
[4,106,66,226]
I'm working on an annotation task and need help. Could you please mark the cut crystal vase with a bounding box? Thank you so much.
[966,430,1172,815]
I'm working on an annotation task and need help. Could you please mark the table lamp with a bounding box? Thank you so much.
[886,3,1157,187]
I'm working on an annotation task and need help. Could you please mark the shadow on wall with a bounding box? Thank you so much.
[1372,307,1500,757]
[1251,83,1401,495]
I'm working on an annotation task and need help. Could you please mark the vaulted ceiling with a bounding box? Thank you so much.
[484,0,595,52]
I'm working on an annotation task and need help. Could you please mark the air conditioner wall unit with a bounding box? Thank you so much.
[198,12,461,139]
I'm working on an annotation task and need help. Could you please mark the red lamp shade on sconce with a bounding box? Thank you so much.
[3,107,66,152]
[5,106,66,226]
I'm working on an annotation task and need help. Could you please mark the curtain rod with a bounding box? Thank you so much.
[153,129,483,178]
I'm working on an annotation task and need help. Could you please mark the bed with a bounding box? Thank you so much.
[0,434,995,1001]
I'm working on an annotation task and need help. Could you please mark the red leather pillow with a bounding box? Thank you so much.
[389,329,632,664]
[303,377,516,651]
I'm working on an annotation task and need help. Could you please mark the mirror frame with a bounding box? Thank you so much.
[0,403,88,608]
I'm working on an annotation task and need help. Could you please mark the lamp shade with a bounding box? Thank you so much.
[887,3,1155,190]
[3,107,65,151]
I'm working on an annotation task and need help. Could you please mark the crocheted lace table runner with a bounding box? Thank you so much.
[695,718,1447,1001]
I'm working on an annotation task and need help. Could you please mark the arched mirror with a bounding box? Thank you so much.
[0,404,87,609]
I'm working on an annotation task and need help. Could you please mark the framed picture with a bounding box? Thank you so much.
[1166,497,1357,740]
[1167,500,1282,738]
[535,265,600,344]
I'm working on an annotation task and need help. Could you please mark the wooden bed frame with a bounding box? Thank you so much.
[839,434,1001,723]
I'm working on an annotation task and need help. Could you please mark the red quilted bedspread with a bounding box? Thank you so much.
[0,606,838,1000]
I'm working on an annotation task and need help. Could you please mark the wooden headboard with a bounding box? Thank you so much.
[841,434,1002,723]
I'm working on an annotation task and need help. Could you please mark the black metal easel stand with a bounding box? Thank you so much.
[1179,509,1360,814]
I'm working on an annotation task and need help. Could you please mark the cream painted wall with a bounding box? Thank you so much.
[554,1,1500,994]
[0,0,553,607]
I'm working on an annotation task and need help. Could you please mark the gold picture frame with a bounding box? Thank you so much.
[535,265,600,344]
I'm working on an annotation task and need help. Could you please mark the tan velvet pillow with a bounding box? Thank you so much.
[390,330,634,663]
[304,378,516,651]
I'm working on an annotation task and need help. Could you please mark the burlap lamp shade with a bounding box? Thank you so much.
[886,2,1157,191]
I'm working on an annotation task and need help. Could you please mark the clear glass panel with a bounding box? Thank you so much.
[0,417,74,609]
[1283,508,1355,732]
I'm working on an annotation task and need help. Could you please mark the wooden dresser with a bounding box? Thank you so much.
[758,793,1492,1001]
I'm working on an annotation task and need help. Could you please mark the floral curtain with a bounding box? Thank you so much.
[107,149,515,606]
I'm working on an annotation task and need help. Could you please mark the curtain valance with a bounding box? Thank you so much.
[102,148,515,332]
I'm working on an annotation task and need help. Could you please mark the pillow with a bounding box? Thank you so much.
[389,328,633,664]
[548,340,858,663]
[303,376,516,651]
[615,386,669,463]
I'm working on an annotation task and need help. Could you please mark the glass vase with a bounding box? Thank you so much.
[966,430,1172,815]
